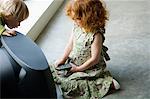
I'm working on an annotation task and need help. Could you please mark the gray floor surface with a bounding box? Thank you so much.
[36,0,150,99]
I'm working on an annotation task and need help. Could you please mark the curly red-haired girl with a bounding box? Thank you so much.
[50,0,120,98]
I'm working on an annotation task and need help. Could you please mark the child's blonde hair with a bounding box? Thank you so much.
[66,0,108,33]
[0,0,29,21]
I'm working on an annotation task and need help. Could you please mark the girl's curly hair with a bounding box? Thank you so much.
[66,0,108,33]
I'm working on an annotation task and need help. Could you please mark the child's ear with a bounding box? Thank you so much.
[3,14,13,20]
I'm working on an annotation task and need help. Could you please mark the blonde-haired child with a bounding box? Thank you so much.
[0,0,29,36]
[50,0,120,98]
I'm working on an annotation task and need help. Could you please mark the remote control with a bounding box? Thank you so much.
[56,63,72,71]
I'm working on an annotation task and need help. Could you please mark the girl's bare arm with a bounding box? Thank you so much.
[60,32,74,62]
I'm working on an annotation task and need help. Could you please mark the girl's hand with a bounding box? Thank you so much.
[55,58,66,67]
[2,30,16,36]
[70,63,79,72]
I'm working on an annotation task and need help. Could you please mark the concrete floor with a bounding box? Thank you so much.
[36,0,150,99]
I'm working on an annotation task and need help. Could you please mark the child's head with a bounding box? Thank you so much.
[66,0,108,33]
[0,0,29,29]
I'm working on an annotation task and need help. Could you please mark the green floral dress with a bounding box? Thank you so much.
[50,24,113,99]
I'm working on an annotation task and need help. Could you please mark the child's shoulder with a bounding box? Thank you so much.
[95,28,105,34]
[94,27,106,42]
